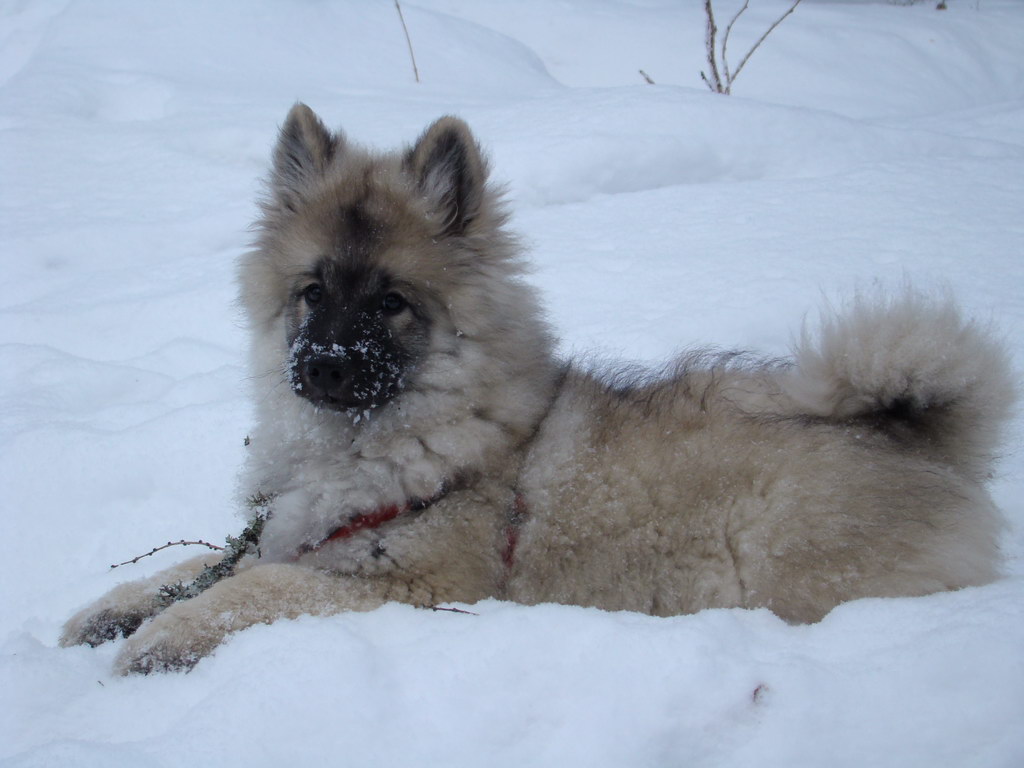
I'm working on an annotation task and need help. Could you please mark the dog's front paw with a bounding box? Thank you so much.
[113,605,224,675]
[60,604,152,648]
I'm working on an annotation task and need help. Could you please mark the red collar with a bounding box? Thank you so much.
[298,486,450,556]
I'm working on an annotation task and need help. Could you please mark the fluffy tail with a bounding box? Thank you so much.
[784,291,1016,479]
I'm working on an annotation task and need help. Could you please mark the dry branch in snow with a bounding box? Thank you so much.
[701,0,802,95]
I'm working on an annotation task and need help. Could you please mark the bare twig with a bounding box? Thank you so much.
[701,0,802,95]
[702,0,723,93]
[394,0,420,84]
[424,604,479,616]
[111,539,224,569]
[720,0,751,87]
[730,0,802,86]
[157,510,269,606]
[108,492,273,611]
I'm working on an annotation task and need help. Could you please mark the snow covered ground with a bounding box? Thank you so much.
[2,0,1024,765]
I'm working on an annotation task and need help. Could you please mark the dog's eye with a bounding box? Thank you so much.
[303,284,323,305]
[381,292,406,315]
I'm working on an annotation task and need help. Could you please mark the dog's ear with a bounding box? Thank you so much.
[270,103,339,212]
[407,117,487,236]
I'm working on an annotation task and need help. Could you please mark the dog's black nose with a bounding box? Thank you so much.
[300,357,350,401]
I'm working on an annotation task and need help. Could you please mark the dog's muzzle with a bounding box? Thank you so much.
[292,345,403,412]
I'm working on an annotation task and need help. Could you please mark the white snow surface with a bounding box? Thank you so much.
[2,1,1024,765]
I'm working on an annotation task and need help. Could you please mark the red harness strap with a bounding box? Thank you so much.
[297,485,530,581]
[298,486,450,556]
[314,502,406,547]
[501,491,529,570]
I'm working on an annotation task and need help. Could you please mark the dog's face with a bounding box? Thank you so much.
[246,104,492,417]
[285,249,429,413]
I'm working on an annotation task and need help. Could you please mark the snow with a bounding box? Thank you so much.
[2,0,1023,765]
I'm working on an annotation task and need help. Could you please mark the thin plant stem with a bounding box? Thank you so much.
[394,0,420,84]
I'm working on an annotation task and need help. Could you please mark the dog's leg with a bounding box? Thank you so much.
[113,563,392,674]
[59,553,224,648]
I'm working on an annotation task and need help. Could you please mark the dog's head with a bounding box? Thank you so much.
[243,104,497,416]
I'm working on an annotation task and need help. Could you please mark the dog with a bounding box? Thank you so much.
[60,104,1015,673]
